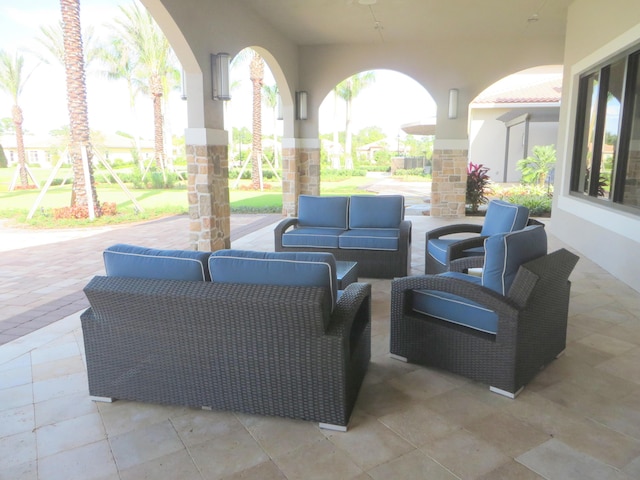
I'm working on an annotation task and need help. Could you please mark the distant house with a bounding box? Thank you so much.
[469,69,562,183]
[0,133,154,168]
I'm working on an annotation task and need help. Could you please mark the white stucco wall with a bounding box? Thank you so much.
[469,109,558,183]
[553,0,640,292]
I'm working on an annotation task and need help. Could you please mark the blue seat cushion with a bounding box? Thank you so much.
[282,227,345,248]
[480,199,529,236]
[103,244,211,281]
[348,195,404,229]
[338,228,400,251]
[482,225,547,295]
[209,250,338,310]
[298,195,349,229]
[427,238,459,265]
[412,280,498,334]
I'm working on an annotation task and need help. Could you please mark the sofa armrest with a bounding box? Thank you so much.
[327,282,371,338]
[274,217,300,250]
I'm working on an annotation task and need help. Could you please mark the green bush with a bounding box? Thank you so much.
[501,193,552,216]
[393,168,427,177]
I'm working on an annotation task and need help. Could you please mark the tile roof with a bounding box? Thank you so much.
[474,76,562,105]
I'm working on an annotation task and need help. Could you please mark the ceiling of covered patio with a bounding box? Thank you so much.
[235,0,573,45]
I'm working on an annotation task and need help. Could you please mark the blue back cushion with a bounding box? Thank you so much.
[480,200,529,236]
[103,244,211,281]
[482,225,547,295]
[209,249,338,310]
[298,195,349,229]
[349,195,404,229]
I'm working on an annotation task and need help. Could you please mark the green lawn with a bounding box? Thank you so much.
[0,167,375,228]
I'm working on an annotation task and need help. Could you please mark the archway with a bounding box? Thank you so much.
[469,65,562,183]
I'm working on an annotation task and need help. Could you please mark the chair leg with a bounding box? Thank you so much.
[319,422,347,432]
[489,386,523,399]
[389,353,408,362]
[90,396,114,403]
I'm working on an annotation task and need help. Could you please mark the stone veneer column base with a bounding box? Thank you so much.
[186,141,230,252]
[430,142,468,218]
[281,138,320,217]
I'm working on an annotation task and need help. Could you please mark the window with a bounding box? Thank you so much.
[571,48,640,211]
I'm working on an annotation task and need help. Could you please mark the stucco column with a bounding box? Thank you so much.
[281,138,320,216]
[430,139,468,218]
[185,128,230,251]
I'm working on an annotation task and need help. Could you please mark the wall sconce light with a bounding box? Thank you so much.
[277,94,283,120]
[180,69,187,100]
[211,53,231,101]
[296,91,308,120]
[448,88,459,119]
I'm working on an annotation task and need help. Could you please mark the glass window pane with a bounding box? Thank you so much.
[623,56,640,208]
[600,59,626,200]
[576,73,600,195]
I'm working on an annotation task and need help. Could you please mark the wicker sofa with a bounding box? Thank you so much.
[274,194,412,278]
[390,226,579,398]
[81,245,371,431]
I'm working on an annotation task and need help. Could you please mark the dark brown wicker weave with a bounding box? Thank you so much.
[274,218,412,279]
[425,218,545,274]
[81,276,371,429]
[391,248,579,397]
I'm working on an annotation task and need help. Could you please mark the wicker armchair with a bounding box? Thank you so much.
[425,199,531,274]
[391,226,579,398]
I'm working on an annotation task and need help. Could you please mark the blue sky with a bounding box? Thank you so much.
[0,0,435,140]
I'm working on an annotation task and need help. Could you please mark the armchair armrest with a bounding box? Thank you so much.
[425,223,482,241]
[447,235,487,261]
[274,217,300,250]
[391,275,521,341]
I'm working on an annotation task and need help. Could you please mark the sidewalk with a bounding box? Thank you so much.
[0,214,282,346]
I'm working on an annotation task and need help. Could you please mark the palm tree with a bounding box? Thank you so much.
[249,52,264,190]
[34,21,98,67]
[95,37,143,169]
[335,71,376,169]
[0,49,32,188]
[60,0,100,215]
[113,3,179,172]
[262,83,279,170]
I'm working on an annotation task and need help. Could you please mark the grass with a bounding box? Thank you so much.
[0,167,376,228]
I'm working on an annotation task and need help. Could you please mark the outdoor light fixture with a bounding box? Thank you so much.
[180,69,187,100]
[211,53,231,101]
[448,88,459,119]
[296,91,308,120]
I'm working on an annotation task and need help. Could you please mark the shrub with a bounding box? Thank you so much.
[466,162,492,213]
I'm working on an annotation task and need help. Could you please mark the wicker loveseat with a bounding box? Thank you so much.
[81,245,371,431]
[390,226,579,398]
[274,194,412,278]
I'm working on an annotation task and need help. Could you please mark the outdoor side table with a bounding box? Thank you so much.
[336,261,358,289]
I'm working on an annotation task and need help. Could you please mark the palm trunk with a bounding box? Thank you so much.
[151,74,165,172]
[332,90,341,169]
[12,104,29,187]
[60,0,100,215]
[345,97,353,170]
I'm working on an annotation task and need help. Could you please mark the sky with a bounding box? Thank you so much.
[0,0,436,141]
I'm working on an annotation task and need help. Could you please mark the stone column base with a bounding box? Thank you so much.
[186,129,230,251]
[281,138,320,217]
[430,141,468,218]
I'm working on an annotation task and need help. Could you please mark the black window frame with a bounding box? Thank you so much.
[570,46,640,214]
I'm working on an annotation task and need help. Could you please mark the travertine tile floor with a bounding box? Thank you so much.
[2,214,640,479]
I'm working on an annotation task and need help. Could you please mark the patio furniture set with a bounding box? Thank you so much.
[81,196,578,430]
